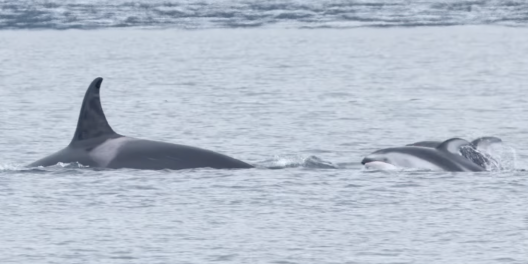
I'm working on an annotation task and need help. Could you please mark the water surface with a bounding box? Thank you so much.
[0,27,527,263]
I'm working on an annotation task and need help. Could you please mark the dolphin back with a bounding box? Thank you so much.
[406,141,441,148]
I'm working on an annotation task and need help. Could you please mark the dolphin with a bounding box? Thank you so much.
[407,137,502,149]
[406,136,502,169]
[27,77,253,170]
[362,138,485,172]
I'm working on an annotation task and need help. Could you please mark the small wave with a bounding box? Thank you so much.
[1,0,528,30]
[259,154,338,169]
[0,162,98,176]
[485,144,520,171]
[0,163,26,171]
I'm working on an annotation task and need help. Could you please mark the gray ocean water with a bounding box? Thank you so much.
[1,1,528,263]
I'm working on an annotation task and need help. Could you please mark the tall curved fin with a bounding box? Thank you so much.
[70,77,117,145]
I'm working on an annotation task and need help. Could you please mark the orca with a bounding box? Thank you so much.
[362,138,485,172]
[27,78,253,170]
[406,136,502,169]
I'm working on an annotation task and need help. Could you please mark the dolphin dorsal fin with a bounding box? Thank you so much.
[436,138,470,155]
[70,77,117,145]
[470,136,502,152]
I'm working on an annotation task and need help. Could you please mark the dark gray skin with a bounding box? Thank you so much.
[406,136,502,169]
[362,138,486,172]
[406,141,443,148]
[407,137,502,149]
[28,77,253,170]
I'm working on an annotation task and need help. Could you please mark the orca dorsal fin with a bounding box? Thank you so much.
[70,77,117,145]
[436,138,470,155]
